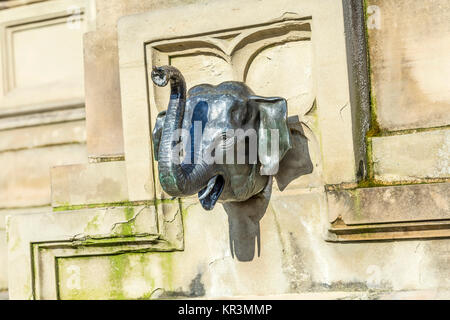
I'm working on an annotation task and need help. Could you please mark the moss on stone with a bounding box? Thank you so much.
[109,253,129,299]
[53,201,131,212]
[139,290,155,300]
[119,207,135,235]
[73,236,144,247]
[160,252,174,290]
[84,215,100,233]
[53,198,181,212]
[366,96,382,138]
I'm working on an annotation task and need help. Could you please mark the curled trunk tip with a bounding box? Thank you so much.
[151,65,185,88]
[151,66,169,87]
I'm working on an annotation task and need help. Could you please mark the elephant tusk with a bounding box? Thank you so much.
[198,175,218,200]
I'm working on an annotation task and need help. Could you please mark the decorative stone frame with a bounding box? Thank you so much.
[117,0,362,203]
[147,17,315,200]
[0,0,94,129]
[8,201,184,299]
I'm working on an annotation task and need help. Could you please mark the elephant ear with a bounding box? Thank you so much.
[152,110,166,161]
[249,96,292,176]
[275,116,314,191]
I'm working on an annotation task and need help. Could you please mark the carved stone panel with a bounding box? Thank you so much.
[118,0,360,202]
[146,18,320,200]
[8,201,183,299]
[0,0,94,114]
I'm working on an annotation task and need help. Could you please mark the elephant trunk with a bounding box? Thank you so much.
[151,66,210,197]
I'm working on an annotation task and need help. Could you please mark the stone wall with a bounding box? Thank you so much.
[0,0,94,290]
[84,0,209,160]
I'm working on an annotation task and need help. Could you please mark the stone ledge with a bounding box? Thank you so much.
[328,219,450,242]
[0,105,85,131]
[0,120,86,153]
[327,182,450,241]
[7,201,183,299]
[0,0,46,10]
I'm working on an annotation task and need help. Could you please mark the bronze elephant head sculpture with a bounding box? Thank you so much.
[151,65,312,210]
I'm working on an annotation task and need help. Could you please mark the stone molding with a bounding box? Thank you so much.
[0,0,94,129]
[8,201,183,299]
[118,0,360,201]
[0,0,48,10]
[327,182,450,241]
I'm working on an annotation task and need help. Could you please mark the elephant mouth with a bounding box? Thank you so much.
[198,175,224,210]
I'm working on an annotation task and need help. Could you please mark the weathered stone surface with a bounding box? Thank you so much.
[0,291,7,300]
[7,205,160,299]
[372,129,450,182]
[219,290,450,300]
[327,183,450,225]
[84,32,124,158]
[5,0,450,300]
[0,0,46,10]
[0,0,94,292]
[57,253,170,299]
[7,182,450,299]
[0,104,85,131]
[0,144,87,208]
[84,0,205,158]
[0,207,50,291]
[0,0,94,110]
[0,230,7,290]
[118,0,360,202]
[0,206,50,230]
[51,161,128,207]
[0,120,86,152]
[367,0,450,130]
[12,190,450,299]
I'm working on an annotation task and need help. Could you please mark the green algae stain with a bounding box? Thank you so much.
[109,254,130,300]
[366,96,382,138]
[160,252,174,291]
[120,206,135,235]
[53,200,155,212]
[84,215,101,234]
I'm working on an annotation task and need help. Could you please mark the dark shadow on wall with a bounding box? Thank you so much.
[223,124,313,262]
[223,178,273,262]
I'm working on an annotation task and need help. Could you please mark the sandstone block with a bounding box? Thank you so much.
[51,161,128,207]
[0,144,87,208]
[367,0,450,130]
[0,120,86,152]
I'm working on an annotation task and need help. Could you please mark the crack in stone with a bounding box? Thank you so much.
[164,209,180,224]
[110,206,146,233]
[69,206,147,241]
[208,255,232,267]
